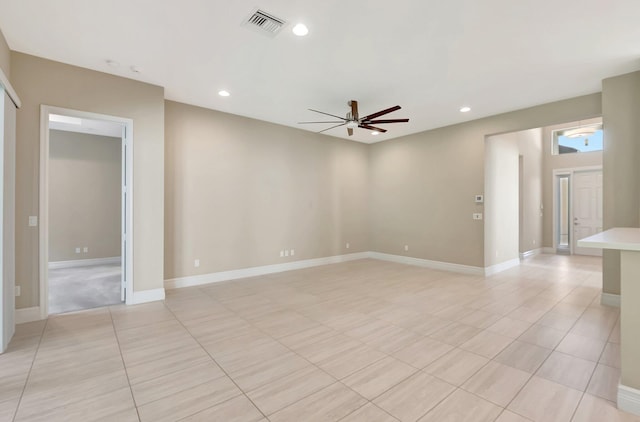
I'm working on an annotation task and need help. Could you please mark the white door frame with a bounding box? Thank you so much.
[552,165,602,254]
[39,106,134,319]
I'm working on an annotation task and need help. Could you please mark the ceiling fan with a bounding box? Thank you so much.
[299,100,409,136]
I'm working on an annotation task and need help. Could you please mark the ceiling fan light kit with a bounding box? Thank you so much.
[298,100,409,137]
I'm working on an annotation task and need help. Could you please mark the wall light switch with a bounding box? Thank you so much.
[346,242,350,249]
[473,213,483,220]
[474,195,484,203]
[75,247,81,253]
[83,247,88,253]
[284,250,289,257]
[15,286,20,297]
[194,259,200,268]
[280,250,284,257]
[28,216,38,227]
[290,249,295,256]
[404,245,409,251]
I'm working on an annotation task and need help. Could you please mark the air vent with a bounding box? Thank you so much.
[243,9,286,36]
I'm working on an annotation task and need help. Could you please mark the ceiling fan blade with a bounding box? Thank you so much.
[359,124,388,133]
[347,128,353,136]
[349,100,359,120]
[308,109,348,121]
[298,121,345,124]
[318,122,347,134]
[364,118,409,124]
[362,105,401,121]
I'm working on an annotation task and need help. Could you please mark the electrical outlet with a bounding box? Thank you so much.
[15,286,20,297]
[28,216,38,227]
[75,247,81,254]
[404,245,409,251]
[83,247,88,253]
[346,242,350,249]
[290,249,295,256]
[194,259,200,268]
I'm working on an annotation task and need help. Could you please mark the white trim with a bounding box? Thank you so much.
[165,252,370,289]
[542,247,556,254]
[484,258,521,276]
[0,67,20,108]
[368,252,485,276]
[618,384,640,416]
[601,292,621,308]
[15,307,42,324]
[40,106,134,319]
[131,288,165,305]
[48,256,121,270]
[519,248,542,259]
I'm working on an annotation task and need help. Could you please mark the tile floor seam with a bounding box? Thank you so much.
[162,300,271,421]
[108,306,142,422]
[336,400,401,422]
[11,317,49,422]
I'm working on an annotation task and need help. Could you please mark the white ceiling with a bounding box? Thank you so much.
[1,1,639,143]
[49,114,124,138]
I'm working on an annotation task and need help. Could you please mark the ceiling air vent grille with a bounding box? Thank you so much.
[243,9,286,36]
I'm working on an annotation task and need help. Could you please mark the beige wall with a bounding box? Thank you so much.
[0,28,10,78]
[12,52,165,309]
[164,101,369,279]
[48,130,121,262]
[369,94,601,268]
[602,71,640,296]
[541,119,603,248]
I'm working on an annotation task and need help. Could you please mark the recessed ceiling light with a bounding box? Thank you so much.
[218,90,231,97]
[371,131,380,136]
[292,23,309,36]
[460,106,471,113]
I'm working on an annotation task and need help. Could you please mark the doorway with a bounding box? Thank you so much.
[39,106,133,317]
[553,168,602,256]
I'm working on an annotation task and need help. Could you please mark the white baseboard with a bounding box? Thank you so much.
[542,247,556,254]
[618,384,640,416]
[484,258,521,276]
[165,252,370,289]
[48,256,121,269]
[369,252,484,276]
[519,248,542,259]
[15,307,43,324]
[601,292,621,308]
[130,288,165,305]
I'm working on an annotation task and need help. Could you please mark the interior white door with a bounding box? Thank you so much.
[1,88,16,353]
[120,125,126,302]
[573,170,603,256]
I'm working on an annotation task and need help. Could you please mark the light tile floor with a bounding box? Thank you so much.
[3,255,640,421]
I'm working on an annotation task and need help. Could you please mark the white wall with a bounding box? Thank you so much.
[485,134,520,267]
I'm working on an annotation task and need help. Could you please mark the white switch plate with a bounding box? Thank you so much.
[83,247,88,253]
[284,250,289,257]
[346,242,350,249]
[15,286,20,297]
[194,259,200,268]
[473,213,483,220]
[280,250,284,257]
[28,216,38,227]
[75,247,81,253]
[290,249,295,256]
[404,245,409,251]
[475,195,484,203]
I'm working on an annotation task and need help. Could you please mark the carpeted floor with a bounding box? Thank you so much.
[48,263,122,314]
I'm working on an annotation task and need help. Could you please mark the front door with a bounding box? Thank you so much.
[573,170,603,256]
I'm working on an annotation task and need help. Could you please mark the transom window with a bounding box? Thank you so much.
[552,123,603,155]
